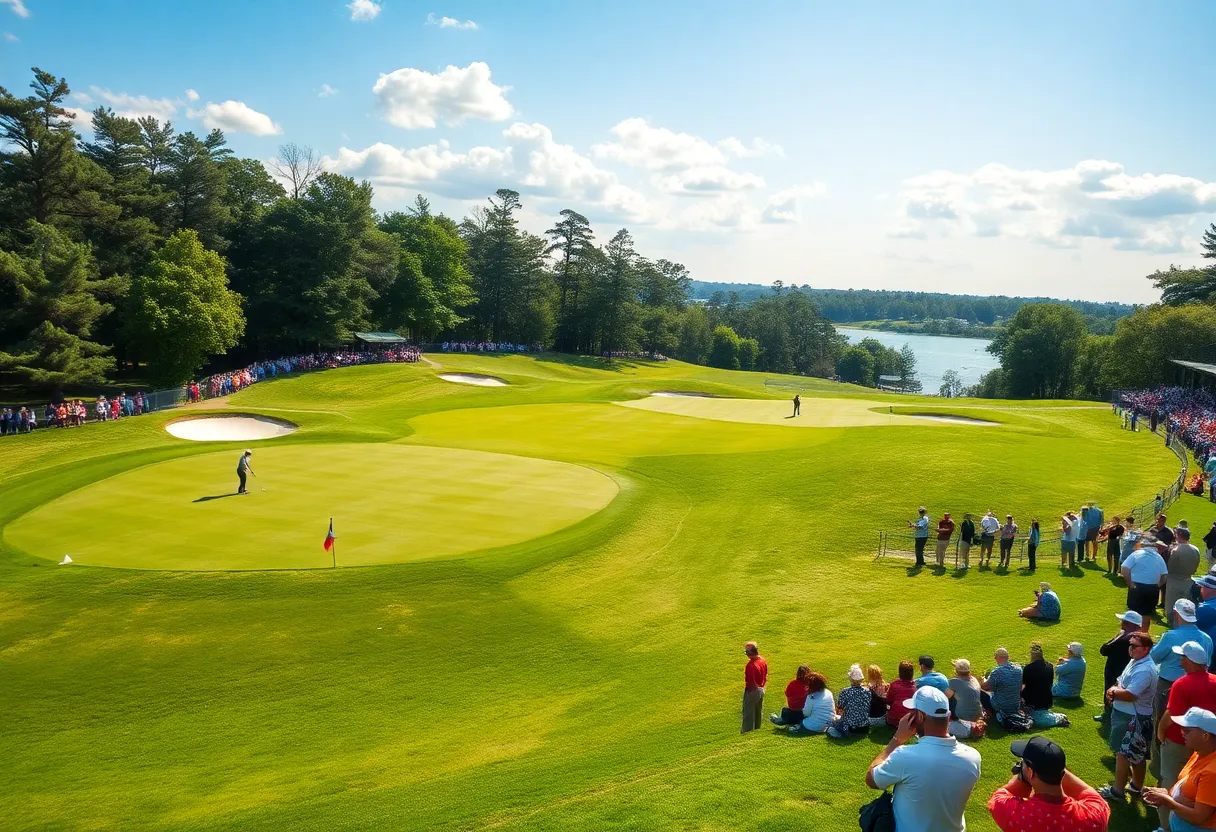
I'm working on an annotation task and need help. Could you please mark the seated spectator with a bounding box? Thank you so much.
[987,736,1110,830]
[981,647,1024,725]
[865,686,983,832]
[789,671,834,734]
[866,664,889,726]
[1022,643,1071,728]
[769,664,811,726]
[1052,642,1087,699]
[828,664,873,738]
[948,658,986,739]
[1142,707,1216,831]
[1016,580,1060,620]
[886,661,918,728]
[915,654,951,693]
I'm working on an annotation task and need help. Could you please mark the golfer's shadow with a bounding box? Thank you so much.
[193,493,240,503]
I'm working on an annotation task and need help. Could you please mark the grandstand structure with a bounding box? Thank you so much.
[1170,359,1216,391]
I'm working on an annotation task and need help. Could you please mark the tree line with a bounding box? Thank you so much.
[974,224,1216,399]
[0,67,854,396]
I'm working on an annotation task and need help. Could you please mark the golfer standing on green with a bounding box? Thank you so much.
[237,449,254,495]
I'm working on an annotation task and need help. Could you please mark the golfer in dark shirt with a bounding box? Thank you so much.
[237,450,254,494]
[792,395,800,417]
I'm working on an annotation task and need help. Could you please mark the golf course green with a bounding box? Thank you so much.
[1,353,1206,831]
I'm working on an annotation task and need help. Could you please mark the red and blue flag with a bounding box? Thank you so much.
[324,519,336,551]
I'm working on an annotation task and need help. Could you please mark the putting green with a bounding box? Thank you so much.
[5,444,618,570]
[618,394,1001,427]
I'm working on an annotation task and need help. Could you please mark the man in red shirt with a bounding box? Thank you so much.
[1155,640,1216,830]
[741,641,768,734]
[988,736,1109,831]
[935,512,956,569]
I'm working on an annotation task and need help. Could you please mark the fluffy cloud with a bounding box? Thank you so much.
[190,100,282,135]
[3,31,17,42]
[319,83,339,98]
[373,61,512,129]
[656,166,766,195]
[324,122,649,221]
[761,184,829,224]
[185,88,199,101]
[347,0,380,21]
[2,0,29,18]
[89,87,178,121]
[889,160,1216,253]
[592,118,782,171]
[426,12,477,29]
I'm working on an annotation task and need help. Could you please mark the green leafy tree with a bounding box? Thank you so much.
[897,344,922,393]
[939,368,963,398]
[708,324,741,370]
[987,303,1087,398]
[123,230,244,385]
[593,228,641,354]
[380,196,475,338]
[168,129,232,249]
[544,209,595,351]
[676,305,712,364]
[1102,304,1216,390]
[1150,264,1216,306]
[0,222,116,395]
[462,189,525,341]
[837,345,876,385]
[738,337,760,371]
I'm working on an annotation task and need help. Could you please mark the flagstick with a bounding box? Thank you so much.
[331,516,337,569]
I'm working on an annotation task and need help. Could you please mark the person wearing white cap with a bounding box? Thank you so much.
[865,685,982,832]
[907,507,930,567]
[1052,642,1086,699]
[1142,707,1216,831]
[1122,536,1169,631]
[1151,600,1215,777]
[1095,611,1142,723]
[947,658,985,740]
[1099,630,1157,802]
[1150,643,1216,830]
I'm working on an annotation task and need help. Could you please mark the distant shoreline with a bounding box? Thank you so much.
[836,321,999,340]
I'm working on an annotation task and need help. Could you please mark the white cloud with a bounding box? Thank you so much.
[657,166,766,195]
[593,118,726,170]
[65,106,90,130]
[185,88,199,101]
[717,136,784,159]
[373,61,513,129]
[348,0,381,21]
[761,184,828,224]
[426,12,477,29]
[190,100,282,135]
[319,83,339,98]
[324,122,650,221]
[3,31,17,42]
[889,160,1216,253]
[90,87,178,121]
[2,0,29,19]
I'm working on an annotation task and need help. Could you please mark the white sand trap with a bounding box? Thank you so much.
[438,373,508,387]
[903,412,999,426]
[166,415,298,442]
[618,395,1000,428]
[651,390,718,398]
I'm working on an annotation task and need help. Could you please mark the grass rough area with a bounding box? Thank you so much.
[0,353,1202,831]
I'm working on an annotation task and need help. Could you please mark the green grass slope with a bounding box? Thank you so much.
[0,354,1201,831]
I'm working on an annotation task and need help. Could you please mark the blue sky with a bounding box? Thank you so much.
[3,0,1214,302]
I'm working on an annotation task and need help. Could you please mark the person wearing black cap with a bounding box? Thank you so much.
[987,736,1109,830]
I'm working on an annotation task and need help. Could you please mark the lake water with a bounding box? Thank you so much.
[837,327,999,394]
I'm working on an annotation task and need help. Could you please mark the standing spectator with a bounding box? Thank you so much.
[987,736,1110,831]
[979,510,999,566]
[935,512,955,569]
[948,658,986,739]
[1061,511,1077,568]
[959,512,976,569]
[1151,643,1216,830]
[999,514,1017,568]
[1122,537,1169,630]
[1095,611,1141,722]
[1196,574,1216,662]
[885,660,917,728]
[1087,502,1105,561]
[1074,507,1089,563]
[1027,519,1040,571]
[1099,631,1158,802]
[865,687,982,832]
[828,664,872,738]
[1152,600,1215,771]
[769,665,811,726]
[1169,528,1203,622]
[982,647,1024,725]
[1022,643,1070,727]
[1142,707,1216,830]
[1053,642,1087,699]
[740,641,767,733]
[1205,521,1216,570]
[907,507,930,567]
[1104,515,1126,574]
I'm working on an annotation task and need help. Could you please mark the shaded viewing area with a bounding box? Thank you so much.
[1170,359,1216,391]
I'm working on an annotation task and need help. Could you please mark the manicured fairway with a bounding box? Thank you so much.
[7,444,618,570]
[0,354,1202,831]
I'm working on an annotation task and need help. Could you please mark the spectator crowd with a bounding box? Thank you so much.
[2,347,422,439]
[439,341,542,354]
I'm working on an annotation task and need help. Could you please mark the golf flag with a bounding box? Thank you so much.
[324,519,336,551]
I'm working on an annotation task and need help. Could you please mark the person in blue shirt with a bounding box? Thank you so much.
[1018,581,1061,621]
[907,506,930,567]
[1193,575,1216,669]
[1027,520,1041,571]
[1052,642,1086,698]
[1074,509,1089,563]
[915,655,951,693]
[1086,503,1104,561]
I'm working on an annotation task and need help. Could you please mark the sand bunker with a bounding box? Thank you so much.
[166,415,298,442]
[651,390,717,398]
[902,412,999,426]
[618,395,1000,428]
[439,373,508,387]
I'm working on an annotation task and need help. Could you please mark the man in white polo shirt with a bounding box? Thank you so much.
[866,686,983,832]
